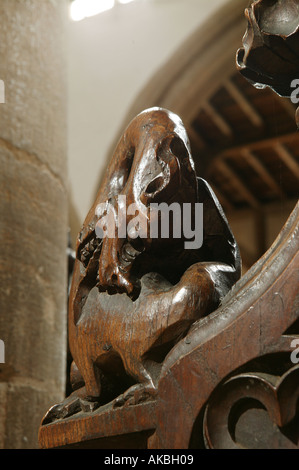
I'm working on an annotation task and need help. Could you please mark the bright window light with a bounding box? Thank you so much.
[70,0,115,22]
[118,0,135,4]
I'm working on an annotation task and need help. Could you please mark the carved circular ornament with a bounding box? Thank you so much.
[203,364,299,449]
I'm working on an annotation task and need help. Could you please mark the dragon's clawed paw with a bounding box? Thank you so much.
[113,383,157,408]
[42,389,100,424]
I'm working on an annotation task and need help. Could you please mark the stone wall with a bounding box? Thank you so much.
[0,0,68,448]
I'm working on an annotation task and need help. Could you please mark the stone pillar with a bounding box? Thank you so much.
[0,0,68,448]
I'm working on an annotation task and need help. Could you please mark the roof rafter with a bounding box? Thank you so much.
[224,79,264,128]
[204,102,233,137]
[241,148,286,199]
[274,143,299,182]
[214,159,261,209]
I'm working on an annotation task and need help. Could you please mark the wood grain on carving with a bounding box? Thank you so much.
[39,0,299,449]
[40,108,240,429]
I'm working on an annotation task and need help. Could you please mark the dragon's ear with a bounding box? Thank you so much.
[197,177,241,278]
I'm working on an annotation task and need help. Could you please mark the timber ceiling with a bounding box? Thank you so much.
[188,72,299,213]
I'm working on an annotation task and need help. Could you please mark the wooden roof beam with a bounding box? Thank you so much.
[215,159,261,209]
[204,102,233,137]
[186,126,206,151]
[274,95,297,119]
[224,79,264,128]
[241,149,286,199]
[274,143,299,182]
[219,132,299,158]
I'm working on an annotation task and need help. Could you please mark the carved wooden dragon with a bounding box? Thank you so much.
[43,108,240,423]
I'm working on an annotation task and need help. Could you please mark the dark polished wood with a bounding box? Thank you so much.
[40,108,240,427]
[39,200,299,449]
[152,200,299,448]
[39,0,299,449]
[236,0,299,98]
